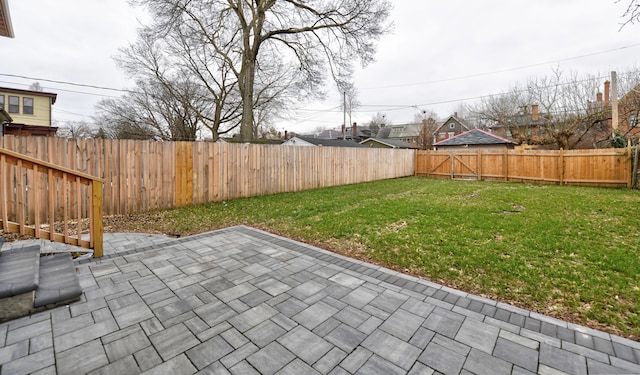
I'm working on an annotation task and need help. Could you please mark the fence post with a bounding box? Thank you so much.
[477,149,482,181]
[92,180,103,258]
[632,146,639,189]
[559,148,565,185]
[426,150,431,177]
[503,149,509,181]
[450,153,455,179]
[627,140,633,189]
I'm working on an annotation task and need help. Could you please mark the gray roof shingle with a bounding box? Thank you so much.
[434,129,516,147]
[294,137,366,148]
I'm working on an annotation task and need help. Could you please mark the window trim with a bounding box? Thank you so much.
[8,95,19,114]
[23,97,34,115]
[0,95,4,111]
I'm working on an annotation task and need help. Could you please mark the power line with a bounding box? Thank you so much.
[0,80,123,99]
[0,73,133,93]
[361,43,640,90]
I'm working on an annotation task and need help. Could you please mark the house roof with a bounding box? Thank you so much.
[360,138,417,149]
[0,87,57,104]
[377,126,392,138]
[0,0,14,38]
[341,127,372,138]
[434,115,472,134]
[288,136,366,148]
[434,129,516,147]
[314,129,344,139]
[0,109,12,123]
[489,110,547,129]
[387,123,422,138]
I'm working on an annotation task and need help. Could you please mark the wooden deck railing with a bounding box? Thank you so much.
[0,147,103,257]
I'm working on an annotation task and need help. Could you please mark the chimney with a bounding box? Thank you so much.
[352,122,357,141]
[284,130,288,140]
[604,80,611,106]
[596,93,603,103]
[531,104,539,122]
[454,112,458,117]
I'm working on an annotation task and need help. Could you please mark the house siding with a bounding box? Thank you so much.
[0,88,56,126]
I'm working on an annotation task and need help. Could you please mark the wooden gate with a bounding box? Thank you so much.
[416,151,481,180]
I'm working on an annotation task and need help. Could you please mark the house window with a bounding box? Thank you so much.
[23,97,34,115]
[438,132,446,139]
[0,95,4,111]
[8,96,19,113]
[449,123,455,129]
[448,132,455,138]
[631,114,638,128]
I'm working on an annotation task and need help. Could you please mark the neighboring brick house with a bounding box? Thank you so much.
[488,81,640,149]
[569,81,639,148]
[0,87,59,137]
[487,105,548,144]
[433,113,472,142]
[615,84,640,142]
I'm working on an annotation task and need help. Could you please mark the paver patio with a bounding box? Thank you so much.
[1,225,639,374]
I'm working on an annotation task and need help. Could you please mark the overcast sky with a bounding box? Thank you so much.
[1,0,638,136]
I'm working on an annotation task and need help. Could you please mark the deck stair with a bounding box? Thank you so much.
[0,238,82,322]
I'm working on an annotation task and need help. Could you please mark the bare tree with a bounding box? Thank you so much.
[616,69,640,145]
[94,78,211,141]
[619,0,640,28]
[471,69,613,149]
[412,109,439,124]
[469,85,533,143]
[115,30,242,140]
[58,121,94,138]
[416,117,439,150]
[131,0,392,142]
[368,112,388,137]
[29,82,44,92]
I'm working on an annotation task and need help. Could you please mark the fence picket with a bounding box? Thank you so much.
[416,149,631,187]
[2,136,632,224]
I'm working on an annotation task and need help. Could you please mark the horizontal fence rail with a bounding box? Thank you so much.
[0,146,103,257]
[0,136,416,218]
[416,148,633,188]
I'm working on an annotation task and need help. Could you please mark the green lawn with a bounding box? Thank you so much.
[105,177,640,339]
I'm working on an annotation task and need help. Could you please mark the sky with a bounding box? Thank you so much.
[0,0,638,136]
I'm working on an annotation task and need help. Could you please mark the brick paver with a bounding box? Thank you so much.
[1,226,639,374]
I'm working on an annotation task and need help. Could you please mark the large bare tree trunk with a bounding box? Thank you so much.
[240,56,256,142]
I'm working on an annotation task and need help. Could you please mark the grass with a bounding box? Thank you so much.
[103,177,640,339]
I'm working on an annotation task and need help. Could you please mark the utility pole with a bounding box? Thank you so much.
[343,91,347,140]
[611,71,619,138]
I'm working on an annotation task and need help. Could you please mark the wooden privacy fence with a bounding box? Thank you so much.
[0,147,103,257]
[415,147,634,187]
[0,136,415,219]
